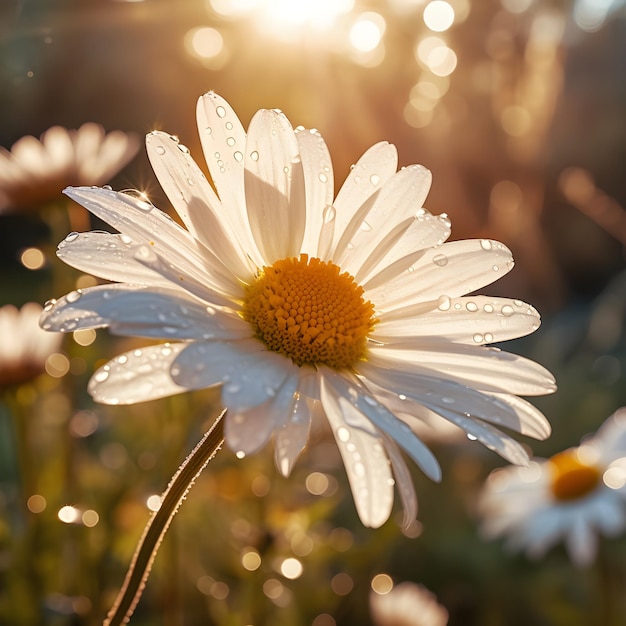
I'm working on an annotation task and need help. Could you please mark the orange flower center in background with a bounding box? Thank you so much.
[548,449,602,502]
[243,254,376,369]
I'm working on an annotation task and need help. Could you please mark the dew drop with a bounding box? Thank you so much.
[250,151,259,161]
[236,450,246,459]
[480,239,492,250]
[64,232,79,243]
[501,305,514,317]
[337,427,350,442]
[360,220,372,232]
[234,151,243,162]
[93,369,109,383]
[66,290,82,303]
[177,144,190,154]
[484,333,494,342]
[205,126,212,135]
[437,295,451,311]
[43,299,56,311]
[187,178,194,186]
[216,105,226,118]
[118,355,128,364]
[120,234,132,245]
[466,301,478,312]
[322,205,336,224]
[226,137,236,147]
[492,265,499,272]
[454,303,462,310]
[155,145,166,155]
[483,304,494,313]
[432,254,448,267]
[283,165,290,174]
[369,174,380,185]
[354,462,366,477]
[467,433,477,441]
[225,121,233,130]
[473,333,484,343]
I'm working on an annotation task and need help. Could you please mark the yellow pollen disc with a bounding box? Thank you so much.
[242,254,376,369]
[548,449,602,502]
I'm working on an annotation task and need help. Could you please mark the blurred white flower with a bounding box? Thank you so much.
[0,303,63,387]
[41,92,555,528]
[0,123,139,213]
[479,408,626,566]
[370,581,448,626]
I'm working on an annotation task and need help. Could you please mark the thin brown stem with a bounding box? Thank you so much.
[103,411,225,626]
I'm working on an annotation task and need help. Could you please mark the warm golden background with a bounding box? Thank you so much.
[1,1,626,624]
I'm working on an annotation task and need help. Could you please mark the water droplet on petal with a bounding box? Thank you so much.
[43,299,56,311]
[322,205,336,224]
[236,450,246,459]
[337,427,350,442]
[234,151,243,162]
[155,146,166,155]
[216,105,226,118]
[370,174,380,186]
[205,126,212,135]
[93,369,109,382]
[480,239,492,250]
[354,462,365,477]
[177,144,190,154]
[66,290,82,303]
[120,234,132,245]
[437,295,451,311]
[250,151,259,161]
[318,172,328,183]
[432,254,448,267]
[492,265,499,272]
[360,221,372,232]
[466,301,478,312]
[64,232,79,243]
[484,333,494,342]
[483,304,494,313]
[225,121,233,130]
[118,355,128,364]
[501,305,514,317]
[226,137,236,147]
[473,333,484,343]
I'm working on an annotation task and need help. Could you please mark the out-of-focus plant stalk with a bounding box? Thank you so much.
[104,411,225,626]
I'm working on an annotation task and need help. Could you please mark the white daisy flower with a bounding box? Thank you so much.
[0,303,63,388]
[0,123,139,212]
[370,581,449,626]
[40,92,555,528]
[478,408,626,566]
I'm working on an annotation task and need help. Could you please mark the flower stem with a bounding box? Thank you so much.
[103,411,225,626]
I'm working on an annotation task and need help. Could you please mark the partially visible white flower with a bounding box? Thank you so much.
[370,581,448,626]
[40,92,555,528]
[0,123,139,212]
[478,408,626,566]
[0,303,62,387]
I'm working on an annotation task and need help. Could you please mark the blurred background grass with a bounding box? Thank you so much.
[1,0,626,624]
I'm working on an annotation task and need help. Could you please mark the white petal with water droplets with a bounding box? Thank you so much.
[322,369,441,482]
[294,127,335,259]
[244,109,306,263]
[88,343,189,404]
[56,231,169,286]
[146,130,255,277]
[39,283,248,340]
[335,165,432,278]
[368,344,555,397]
[226,373,299,457]
[274,391,313,477]
[171,340,292,412]
[332,141,398,253]
[364,239,514,308]
[64,187,239,298]
[320,375,394,528]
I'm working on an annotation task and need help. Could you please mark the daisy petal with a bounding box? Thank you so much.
[336,165,432,278]
[56,231,168,286]
[566,515,596,567]
[171,340,291,412]
[244,108,306,262]
[375,296,542,344]
[196,92,262,265]
[88,343,188,404]
[40,283,247,340]
[364,239,514,305]
[367,343,556,397]
[146,130,254,277]
[383,436,419,529]
[275,393,313,477]
[226,373,299,457]
[294,127,335,258]
[320,376,394,528]
[332,141,398,253]
[64,187,239,297]
[322,369,441,482]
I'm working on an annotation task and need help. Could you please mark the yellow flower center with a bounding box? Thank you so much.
[242,254,376,369]
[548,449,602,502]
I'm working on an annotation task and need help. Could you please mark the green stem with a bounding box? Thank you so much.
[103,411,225,626]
